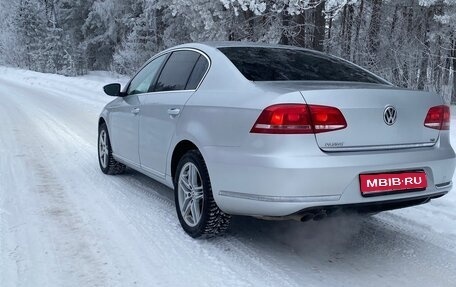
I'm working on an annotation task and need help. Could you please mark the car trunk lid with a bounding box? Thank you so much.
[298,87,442,152]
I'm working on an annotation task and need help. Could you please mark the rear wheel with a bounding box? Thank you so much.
[174,150,231,238]
[98,123,126,175]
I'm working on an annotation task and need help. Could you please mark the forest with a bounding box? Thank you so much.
[0,0,455,102]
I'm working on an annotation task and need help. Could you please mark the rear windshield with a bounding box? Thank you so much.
[218,47,386,84]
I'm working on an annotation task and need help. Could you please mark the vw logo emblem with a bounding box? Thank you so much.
[383,106,397,125]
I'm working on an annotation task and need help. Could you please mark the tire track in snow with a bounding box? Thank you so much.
[5,98,111,287]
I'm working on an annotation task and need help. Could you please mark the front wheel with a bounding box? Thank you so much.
[174,150,231,238]
[98,123,126,175]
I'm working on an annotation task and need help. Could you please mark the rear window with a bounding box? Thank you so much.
[218,47,386,84]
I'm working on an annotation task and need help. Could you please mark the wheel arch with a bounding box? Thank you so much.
[98,117,107,130]
[171,140,200,183]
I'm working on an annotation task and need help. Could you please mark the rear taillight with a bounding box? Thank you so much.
[309,105,348,133]
[250,104,347,134]
[424,105,450,130]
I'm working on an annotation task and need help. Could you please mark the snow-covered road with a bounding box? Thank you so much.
[1,67,455,287]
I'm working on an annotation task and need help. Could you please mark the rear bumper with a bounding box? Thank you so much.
[204,143,455,217]
[294,191,448,220]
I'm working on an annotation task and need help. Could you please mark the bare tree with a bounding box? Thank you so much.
[367,0,382,64]
[452,33,456,103]
[312,0,326,51]
[418,6,434,90]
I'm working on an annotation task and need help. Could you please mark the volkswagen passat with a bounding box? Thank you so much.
[98,42,455,238]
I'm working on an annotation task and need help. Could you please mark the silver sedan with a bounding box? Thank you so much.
[98,42,455,238]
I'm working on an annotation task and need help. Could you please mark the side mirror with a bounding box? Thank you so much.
[103,83,124,97]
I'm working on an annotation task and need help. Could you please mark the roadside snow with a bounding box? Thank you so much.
[0,66,455,287]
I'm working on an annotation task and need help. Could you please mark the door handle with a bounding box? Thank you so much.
[167,108,181,116]
[131,107,140,115]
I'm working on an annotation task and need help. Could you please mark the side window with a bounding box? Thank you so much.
[127,54,167,95]
[186,55,209,90]
[154,51,200,92]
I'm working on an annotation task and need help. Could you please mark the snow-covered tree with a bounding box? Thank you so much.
[1,0,456,100]
[14,0,47,70]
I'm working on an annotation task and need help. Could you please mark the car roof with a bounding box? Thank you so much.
[197,41,324,53]
[161,41,329,59]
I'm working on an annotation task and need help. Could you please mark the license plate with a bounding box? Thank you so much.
[359,171,427,196]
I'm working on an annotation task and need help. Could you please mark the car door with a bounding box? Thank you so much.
[108,54,168,166]
[138,50,209,177]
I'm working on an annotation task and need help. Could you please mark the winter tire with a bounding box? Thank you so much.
[174,150,231,238]
[98,123,126,175]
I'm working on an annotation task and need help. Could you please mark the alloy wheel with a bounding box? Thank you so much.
[98,129,109,168]
[177,162,204,227]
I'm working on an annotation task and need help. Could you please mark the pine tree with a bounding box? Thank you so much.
[15,0,47,70]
